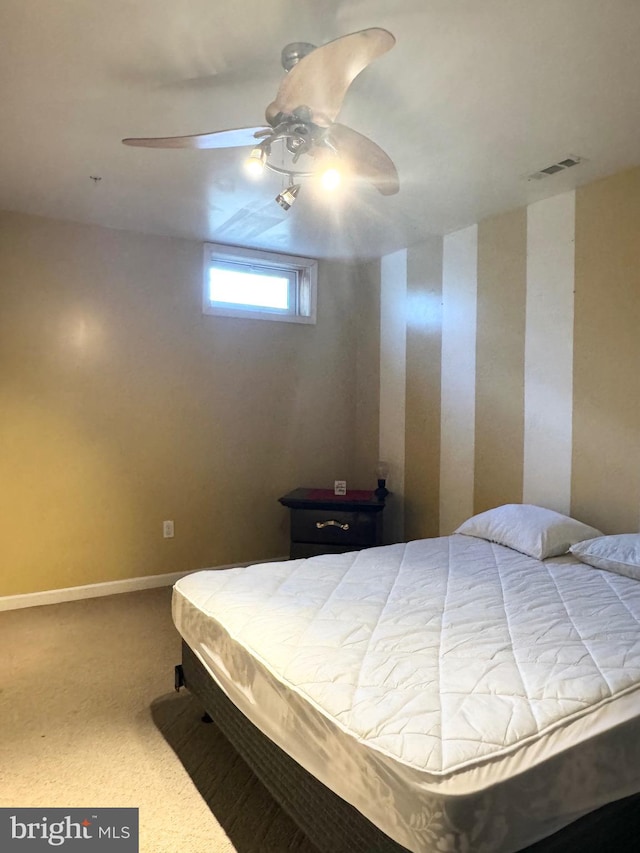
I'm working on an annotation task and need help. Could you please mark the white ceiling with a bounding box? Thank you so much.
[2,0,640,259]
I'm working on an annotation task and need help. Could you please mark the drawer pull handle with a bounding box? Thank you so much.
[316,520,350,532]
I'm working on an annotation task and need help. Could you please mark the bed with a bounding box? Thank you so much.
[171,506,640,852]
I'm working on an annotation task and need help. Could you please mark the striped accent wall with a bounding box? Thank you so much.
[439,225,478,534]
[475,208,526,515]
[437,190,581,534]
[404,238,443,541]
[523,192,575,515]
[380,249,408,543]
[393,166,640,539]
[572,168,640,533]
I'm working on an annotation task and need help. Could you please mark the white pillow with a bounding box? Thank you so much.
[455,504,603,561]
[570,534,640,581]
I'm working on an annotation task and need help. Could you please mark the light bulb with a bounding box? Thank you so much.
[244,147,266,178]
[321,166,341,191]
[275,184,300,210]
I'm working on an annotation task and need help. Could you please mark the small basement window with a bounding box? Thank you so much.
[203,243,317,324]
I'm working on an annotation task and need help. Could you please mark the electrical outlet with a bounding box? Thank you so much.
[163,520,174,538]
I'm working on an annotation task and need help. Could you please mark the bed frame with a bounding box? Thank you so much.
[178,640,640,853]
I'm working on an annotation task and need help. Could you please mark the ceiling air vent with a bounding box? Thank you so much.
[526,155,584,181]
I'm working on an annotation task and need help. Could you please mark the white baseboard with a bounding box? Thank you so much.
[0,556,289,612]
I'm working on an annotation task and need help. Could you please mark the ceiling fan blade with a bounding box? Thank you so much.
[122,126,268,150]
[329,123,399,196]
[266,27,395,127]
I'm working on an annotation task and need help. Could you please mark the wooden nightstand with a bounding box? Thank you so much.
[278,488,386,559]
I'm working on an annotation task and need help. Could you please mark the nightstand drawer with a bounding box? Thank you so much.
[291,509,375,547]
[279,488,386,560]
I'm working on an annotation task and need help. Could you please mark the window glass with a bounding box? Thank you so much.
[203,243,317,324]
[209,265,291,312]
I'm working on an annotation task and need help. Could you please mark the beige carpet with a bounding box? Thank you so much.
[0,587,317,852]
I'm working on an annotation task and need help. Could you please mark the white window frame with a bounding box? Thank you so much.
[203,242,317,324]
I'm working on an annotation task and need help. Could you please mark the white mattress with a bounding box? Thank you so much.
[172,535,640,852]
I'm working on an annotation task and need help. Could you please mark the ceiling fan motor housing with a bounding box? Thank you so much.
[281,42,316,72]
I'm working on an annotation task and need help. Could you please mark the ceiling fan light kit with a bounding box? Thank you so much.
[123,28,399,210]
[275,183,301,210]
[320,166,341,192]
[245,147,267,177]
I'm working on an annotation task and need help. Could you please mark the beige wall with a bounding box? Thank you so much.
[0,211,378,596]
[5,164,640,598]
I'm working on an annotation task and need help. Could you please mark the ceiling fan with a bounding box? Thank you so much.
[122,27,399,209]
